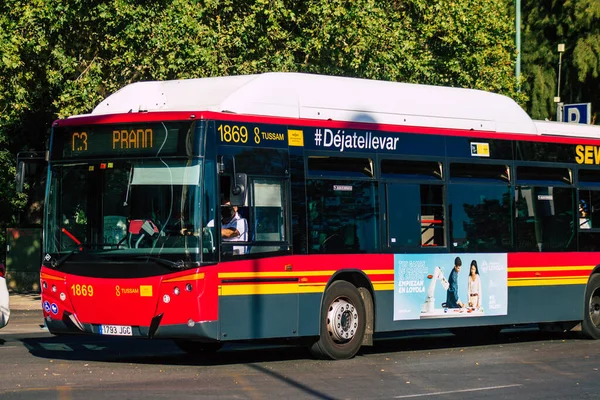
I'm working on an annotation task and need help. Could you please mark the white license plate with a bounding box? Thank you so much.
[100,324,132,336]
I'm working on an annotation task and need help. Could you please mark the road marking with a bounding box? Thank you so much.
[394,384,522,398]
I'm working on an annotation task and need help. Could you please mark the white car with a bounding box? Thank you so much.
[0,263,9,328]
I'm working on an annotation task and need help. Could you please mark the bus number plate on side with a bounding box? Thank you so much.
[99,325,132,336]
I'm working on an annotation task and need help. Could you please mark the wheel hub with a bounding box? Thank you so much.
[590,295,600,327]
[326,297,359,343]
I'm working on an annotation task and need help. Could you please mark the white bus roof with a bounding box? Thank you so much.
[88,72,600,139]
[533,120,600,139]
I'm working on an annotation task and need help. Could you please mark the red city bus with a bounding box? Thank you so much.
[40,72,600,359]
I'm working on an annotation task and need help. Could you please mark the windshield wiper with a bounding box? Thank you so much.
[135,256,187,271]
[61,227,84,251]
[47,250,77,269]
[47,227,85,268]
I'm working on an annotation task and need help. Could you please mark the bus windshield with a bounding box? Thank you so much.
[44,158,208,263]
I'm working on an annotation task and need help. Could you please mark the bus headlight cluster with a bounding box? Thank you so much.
[164,281,195,302]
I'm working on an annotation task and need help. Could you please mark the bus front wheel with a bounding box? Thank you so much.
[582,274,600,340]
[310,280,366,360]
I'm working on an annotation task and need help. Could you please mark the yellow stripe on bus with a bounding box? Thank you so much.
[364,270,394,275]
[40,272,65,281]
[219,277,588,295]
[373,282,394,291]
[163,272,205,283]
[508,277,589,287]
[218,269,393,279]
[220,267,592,279]
[219,283,324,296]
[218,271,335,279]
[219,280,396,296]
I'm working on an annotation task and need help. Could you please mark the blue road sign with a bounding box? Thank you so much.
[563,103,592,124]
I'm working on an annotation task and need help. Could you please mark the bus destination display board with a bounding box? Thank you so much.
[56,123,183,159]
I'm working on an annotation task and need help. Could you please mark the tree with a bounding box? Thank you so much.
[0,0,522,262]
[521,0,600,121]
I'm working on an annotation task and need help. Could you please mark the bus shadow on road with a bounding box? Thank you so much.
[364,327,585,356]
[20,335,315,365]
[19,326,586,366]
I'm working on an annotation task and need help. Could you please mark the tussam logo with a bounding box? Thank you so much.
[115,285,139,296]
[314,129,399,152]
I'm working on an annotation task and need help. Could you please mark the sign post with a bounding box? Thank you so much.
[563,103,592,124]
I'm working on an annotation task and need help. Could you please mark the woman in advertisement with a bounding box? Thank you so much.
[467,260,482,311]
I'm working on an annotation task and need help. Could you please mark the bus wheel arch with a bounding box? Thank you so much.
[309,272,374,360]
[582,273,600,340]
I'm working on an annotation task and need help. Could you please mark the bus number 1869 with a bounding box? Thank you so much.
[218,124,249,144]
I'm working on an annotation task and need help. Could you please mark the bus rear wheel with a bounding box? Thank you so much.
[582,274,600,340]
[310,280,366,360]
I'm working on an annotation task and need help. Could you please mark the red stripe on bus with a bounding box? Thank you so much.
[508,252,599,268]
[54,110,600,146]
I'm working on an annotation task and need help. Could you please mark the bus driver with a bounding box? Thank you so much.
[208,201,248,255]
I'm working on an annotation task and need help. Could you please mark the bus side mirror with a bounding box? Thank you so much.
[15,161,25,193]
[230,173,247,206]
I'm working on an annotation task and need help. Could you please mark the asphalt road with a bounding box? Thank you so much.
[1,309,600,399]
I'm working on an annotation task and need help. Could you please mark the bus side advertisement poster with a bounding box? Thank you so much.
[393,253,508,321]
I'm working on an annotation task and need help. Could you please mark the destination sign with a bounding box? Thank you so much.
[54,122,191,159]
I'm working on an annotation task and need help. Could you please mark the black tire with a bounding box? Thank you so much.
[582,274,600,339]
[310,280,366,360]
[175,340,222,354]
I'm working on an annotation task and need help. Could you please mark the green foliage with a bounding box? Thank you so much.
[0,150,27,263]
[522,0,600,121]
[0,0,523,121]
[0,0,524,261]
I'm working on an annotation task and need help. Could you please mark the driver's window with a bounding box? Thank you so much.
[218,175,249,256]
[249,179,287,254]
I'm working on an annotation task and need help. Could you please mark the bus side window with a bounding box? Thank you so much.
[307,179,378,254]
[577,188,600,251]
[249,179,288,254]
[515,166,574,252]
[448,163,511,252]
[385,183,445,248]
[578,170,600,240]
[381,159,444,249]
